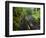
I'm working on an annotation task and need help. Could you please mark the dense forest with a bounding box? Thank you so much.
[13,7,40,31]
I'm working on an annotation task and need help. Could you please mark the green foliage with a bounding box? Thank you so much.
[13,7,40,30]
[32,8,40,25]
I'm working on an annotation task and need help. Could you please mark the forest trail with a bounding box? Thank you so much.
[19,15,40,30]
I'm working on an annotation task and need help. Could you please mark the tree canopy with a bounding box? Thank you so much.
[13,7,40,30]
